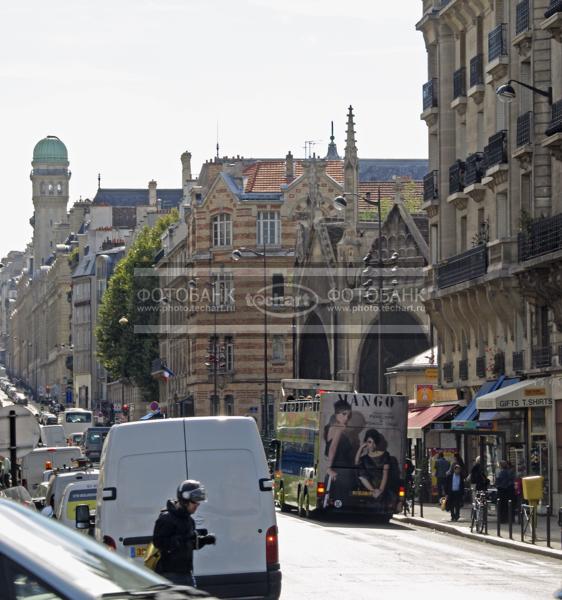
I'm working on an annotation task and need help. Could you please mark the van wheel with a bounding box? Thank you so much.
[279,488,291,513]
[299,490,310,518]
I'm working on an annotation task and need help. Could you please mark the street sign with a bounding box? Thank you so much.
[0,405,40,459]
[425,368,438,379]
[248,406,258,414]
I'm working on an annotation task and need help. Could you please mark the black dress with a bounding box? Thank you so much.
[324,431,354,505]
[358,450,393,509]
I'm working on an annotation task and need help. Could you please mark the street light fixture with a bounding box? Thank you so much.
[496,79,552,105]
[118,316,128,326]
[333,188,394,393]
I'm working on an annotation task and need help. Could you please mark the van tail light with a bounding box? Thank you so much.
[103,535,117,551]
[44,461,52,470]
[265,525,278,566]
[316,482,326,497]
[398,485,405,498]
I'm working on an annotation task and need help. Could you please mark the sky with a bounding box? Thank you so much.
[0,0,427,260]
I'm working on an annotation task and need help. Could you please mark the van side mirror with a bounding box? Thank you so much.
[75,504,90,529]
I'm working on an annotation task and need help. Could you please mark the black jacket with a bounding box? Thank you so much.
[152,500,210,575]
[445,471,465,496]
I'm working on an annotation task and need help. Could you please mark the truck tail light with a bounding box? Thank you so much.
[265,525,278,566]
[103,535,116,550]
[399,485,405,498]
[317,482,326,496]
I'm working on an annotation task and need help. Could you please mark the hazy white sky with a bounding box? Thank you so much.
[0,0,427,259]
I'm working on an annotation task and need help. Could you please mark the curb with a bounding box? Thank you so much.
[394,514,562,561]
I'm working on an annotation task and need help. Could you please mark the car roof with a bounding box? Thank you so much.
[0,499,165,597]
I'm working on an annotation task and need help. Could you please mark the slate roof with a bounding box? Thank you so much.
[93,188,182,209]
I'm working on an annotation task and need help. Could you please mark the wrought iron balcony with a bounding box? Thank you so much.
[443,362,454,383]
[545,0,562,18]
[516,0,530,34]
[423,78,438,111]
[532,346,552,369]
[545,99,562,137]
[518,211,562,261]
[493,351,505,376]
[459,359,468,381]
[469,54,484,87]
[423,170,439,202]
[464,153,485,186]
[449,160,465,195]
[476,355,486,378]
[436,244,488,289]
[512,350,524,372]
[453,67,466,99]
[516,112,533,147]
[484,130,508,169]
[488,24,508,62]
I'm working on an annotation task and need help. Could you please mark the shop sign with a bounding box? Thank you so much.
[450,420,496,431]
[479,397,552,410]
[425,368,438,380]
[415,384,433,406]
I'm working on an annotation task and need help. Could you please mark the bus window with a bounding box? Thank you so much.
[280,441,314,475]
[65,412,92,424]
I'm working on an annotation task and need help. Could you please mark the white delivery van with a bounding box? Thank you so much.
[96,417,281,600]
[40,424,66,447]
[61,408,93,439]
[21,446,83,495]
[56,480,98,531]
[46,468,99,515]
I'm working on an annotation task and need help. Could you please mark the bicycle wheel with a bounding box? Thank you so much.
[475,506,485,533]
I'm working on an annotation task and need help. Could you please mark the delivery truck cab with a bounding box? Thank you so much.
[95,417,281,600]
[21,447,83,495]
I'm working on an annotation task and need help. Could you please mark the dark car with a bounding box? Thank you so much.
[81,426,110,462]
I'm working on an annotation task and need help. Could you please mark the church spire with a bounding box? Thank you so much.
[325,121,340,160]
[344,105,357,162]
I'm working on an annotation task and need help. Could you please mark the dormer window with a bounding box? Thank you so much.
[257,211,280,246]
[212,214,232,247]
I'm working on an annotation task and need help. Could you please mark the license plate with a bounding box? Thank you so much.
[135,546,147,557]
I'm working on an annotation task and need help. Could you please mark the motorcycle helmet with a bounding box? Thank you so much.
[177,479,207,504]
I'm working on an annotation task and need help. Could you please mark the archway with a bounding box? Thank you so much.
[298,312,331,379]
[358,309,429,393]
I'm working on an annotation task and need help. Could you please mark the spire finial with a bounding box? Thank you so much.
[325,120,341,160]
[98,173,101,189]
[344,106,357,161]
[330,121,335,142]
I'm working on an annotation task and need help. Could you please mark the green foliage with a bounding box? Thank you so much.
[68,247,80,270]
[96,210,179,399]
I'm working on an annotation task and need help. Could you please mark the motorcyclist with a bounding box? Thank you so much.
[152,480,216,587]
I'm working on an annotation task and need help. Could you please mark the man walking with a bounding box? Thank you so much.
[434,452,450,499]
[445,463,465,521]
[152,479,216,587]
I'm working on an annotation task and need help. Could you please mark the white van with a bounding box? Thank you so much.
[46,468,99,515]
[21,446,83,494]
[96,417,281,600]
[40,424,66,447]
[56,480,98,531]
[61,408,93,439]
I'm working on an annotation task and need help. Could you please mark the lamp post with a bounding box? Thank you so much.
[496,79,552,105]
[333,189,398,393]
[118,316,128,422]
[232,243,269,438]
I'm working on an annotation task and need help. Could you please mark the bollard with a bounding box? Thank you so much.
[546,505,551,548]
[531,505,536,545]
[484,500,488,535]
[520,506,524,542]
[419,492,423,519]
[497,505,501,537]
[508,500,513,540]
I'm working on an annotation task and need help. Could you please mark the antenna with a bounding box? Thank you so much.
[302,140,322,159]
[97,173,101,189]
[216,121,220,159]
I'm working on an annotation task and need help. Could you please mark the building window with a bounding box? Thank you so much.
[224,394,234,416]
[272,335,284,362]
[57,182,63,194]
[212,214,232,247]
[225,336,234,371]
[257,211,280,246]
[48,183,54,195]
[210,394,220,416]
[211,273,234,306]
[272,273,284,305]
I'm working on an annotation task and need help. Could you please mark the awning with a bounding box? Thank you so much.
[476,378,552,410]
[140,410,163,421]
[407,404,458,439]
[452,379,501,423]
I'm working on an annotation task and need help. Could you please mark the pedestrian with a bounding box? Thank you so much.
[470,456,489,491]
[495,460,514,523]
[445,463,465,521]
[448,452,467,479]
[152,480,216,587]
[434,452,450,499]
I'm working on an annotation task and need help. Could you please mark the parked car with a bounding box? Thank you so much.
[39,412,58,425]
[69,432,85,446]
[81,426,110,462]
[14,392,28,406]
[1,486,36,511]
[0,499,213,599]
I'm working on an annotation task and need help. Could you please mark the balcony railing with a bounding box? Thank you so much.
[516,0,530,34]
[459,359,468,381]
[453,67,466,99]
[484,130,508,169]
[423,78,438,110]
[436,244,488,289]
[464,153,485,186]
[518,212,562,261]
[469,54,484,87]
[449,160,465,195]
[493,351,505,376]
[488,24,508,62]
[512,351,524,372]
[532,346,552,369]
[545,0,562,18]
[545,99,562,137]
[423,170,439,202]
[476,356,486,378]
[516,112,533,147]
[443,362,454,383]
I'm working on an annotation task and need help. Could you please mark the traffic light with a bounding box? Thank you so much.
[122,404,129,417]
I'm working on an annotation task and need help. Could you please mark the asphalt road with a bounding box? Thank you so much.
[277,511,562,600]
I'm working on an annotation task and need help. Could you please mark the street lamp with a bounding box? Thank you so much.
[118,316,129,421]
[231,245,270,438]
[333,189,398,393]
[496,79,552,105]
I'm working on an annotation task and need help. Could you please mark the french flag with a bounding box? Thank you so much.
[162,365,176,380]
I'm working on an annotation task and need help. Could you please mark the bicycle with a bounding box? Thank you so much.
[470,490,487,533]
[403,479,415,516]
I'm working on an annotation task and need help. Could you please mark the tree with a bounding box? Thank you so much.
[96,210,178,399]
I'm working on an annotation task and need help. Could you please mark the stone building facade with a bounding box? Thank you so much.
[417,0,562,506]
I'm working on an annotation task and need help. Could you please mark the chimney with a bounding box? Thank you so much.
[181,151,192,181]
[285,151,294,182]
[148,180,157,207]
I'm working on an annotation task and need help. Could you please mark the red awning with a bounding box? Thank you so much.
[407,404,457,439]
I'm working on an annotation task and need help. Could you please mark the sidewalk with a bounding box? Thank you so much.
[394,501,562,560]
